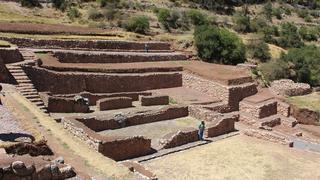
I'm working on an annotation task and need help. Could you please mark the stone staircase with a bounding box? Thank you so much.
[239,90,297,129]
[5,49,48,114]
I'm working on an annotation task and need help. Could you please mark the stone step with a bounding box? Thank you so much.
[240,99,277,119]
[34,101,45,106]
[25,94,41,99]
[21,91,38,96]
[17,87,36,91]
[29,98,43,103]
[280,116,298,127]
[14,76,29,80]
[256,114,281,128]
[17,84,34,88]
[6,66,21,70]
[9,69,24,73]
[16,79,32,83]
[11,72,27,76]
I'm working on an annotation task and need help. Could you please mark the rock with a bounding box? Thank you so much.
[59,165,76,179]
[50,164,61,180]
[12,161,35,176]
[52,156,64,164]
[295,132,303,137]
[37,164,52,180]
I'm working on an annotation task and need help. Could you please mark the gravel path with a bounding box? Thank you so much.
[0,105,29,134]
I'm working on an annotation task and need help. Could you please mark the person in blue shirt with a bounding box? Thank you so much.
[198,120,205,141]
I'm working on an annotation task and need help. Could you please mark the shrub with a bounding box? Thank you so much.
[194,25,246,65]
[278,22,303,48]
[253,42,271,62]
[186,9,208,26]
[156,8,180,31]
[102,8,120,20]
[232,10,251,33]
[304,15,312,22]
[258,60,291,83]
[97,0,120,7]
[299,26,318,41]
[250,18,268,32]
[263,1,273,22]
[273,8,283,19]
[21,0,41,8]
[124,16,149,34]
[280,45,320,86]
[52,0,67,11]
[261,25,279,43]
[88,8,103,20]
[297,9,309,18]
[67,7,81,20]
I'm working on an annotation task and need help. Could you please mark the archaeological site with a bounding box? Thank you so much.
[0,0,320,179]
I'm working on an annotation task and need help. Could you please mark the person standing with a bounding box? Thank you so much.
[198,120,205,141]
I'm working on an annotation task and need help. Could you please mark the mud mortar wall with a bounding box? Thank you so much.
[54,51,186,63]
[23,66,182,94]
[290,105,320,125]
[183,72,257,111]
[63,118,152,161]
[45,96,89,113]
[205,114,237,137]
[159,127,199,149]
[0,47,23,64]
[0,37,171,50]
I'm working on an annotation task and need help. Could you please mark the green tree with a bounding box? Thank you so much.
[253,42,271,62]
[186,9,208,26]
[232,9,251,33]
[299,26,318,41]
[278,22,304,48]
[124,16,150,34]
[194,25,246,65]
[21,0,41,8]
[258,60,291,84]
[263,1,273,22]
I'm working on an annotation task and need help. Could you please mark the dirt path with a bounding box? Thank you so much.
[2,85,133,179]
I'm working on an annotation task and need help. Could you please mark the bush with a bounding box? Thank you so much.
[280,45,320,86]
[102,8,121,20]
[261,25,279,43]
[21,0,41,8]
[299,26,318,41]
[186,9,208,26]
[258,60,291,83]
[253,42,271,62]
[52,0,67,11]
[263,1,273,22]
[194,25,246,65]
[88,8,103,20]
[156,8,180,31]
[232,10,251,33]
[250,18,268,32]
[278,22,303,48]
[273,8,283,20]
[67,7,81,20]
[124,16,149,34]
[97,0,120,7]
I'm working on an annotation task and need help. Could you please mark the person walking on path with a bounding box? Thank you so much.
[144,43,149,53]
[198,120,205,141]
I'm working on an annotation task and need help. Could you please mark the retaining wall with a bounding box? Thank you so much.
[141,95,169,106]
[53,51,187,63]
[290,105,320,125]
[44,96,89,113]
[0,37,171,50]
[159,127,198,149]
[75,105,189,131]
[97,97,133,110]
[239,100,277,119]
[63,118,152,161]
[205,114,237,137]
[0,47,23,64]
[23,66,182,94]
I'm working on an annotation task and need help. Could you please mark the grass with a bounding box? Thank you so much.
[287,92,320,111]
[0,40,11,47]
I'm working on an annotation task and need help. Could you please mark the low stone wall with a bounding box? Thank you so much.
[270,79,312,96]
[63,118,152,161]
[290,105,320,125]
[159,127,198,149]
[121,161,157,180]
[243,129,293,147]
[24,66,182,94]
[183,72,257,111]
[205,114,237,137]
[141,95,169,106]
[0,36,171,51]
[277,101,290,117]
[54,51,187,63]
[0,47,23,64]
[75,105,189,131]
[188,105,226,122]
[239,100,277,119]
[45,96,89,113]
[97,97,132,110]
[0,159,76,180]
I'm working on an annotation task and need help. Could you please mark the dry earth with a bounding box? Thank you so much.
[144,135,320,180]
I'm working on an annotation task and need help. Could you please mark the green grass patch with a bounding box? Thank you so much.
[0,40,11,47]
[169,97,177,104]
[287,92,320,111]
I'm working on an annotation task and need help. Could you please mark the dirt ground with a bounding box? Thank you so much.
[99,117,199,148]
[143,134,320,180]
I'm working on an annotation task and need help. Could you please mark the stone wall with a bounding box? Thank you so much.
[205,114,237,137]
[23,66,182,94]
[43,95,89,113]
[0,158,76,180]
[290,105,320,125]
[75,105,189,131]
[54,51,187,64]
[239,100,277,119]
[270,79,312,96]
[141,95,169,106]
[63,118,152,161]
[121,161,157,180]
[0,47,23,64]
[97,97,133,110]
[183,72,257,111]
[243,129,294,147]
[277,101,290,117]
[0,37,171,51]
[159,127,198,149]
[188,105,226,122]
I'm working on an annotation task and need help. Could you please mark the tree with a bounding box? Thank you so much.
[253,42,271,62]
[233,9,251,33]
[278,22,304,48]
[124,16,150,34]
[186,9,208,26]
[21,0,41,8]
[280,45,320,86]
[194,25,246,65]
